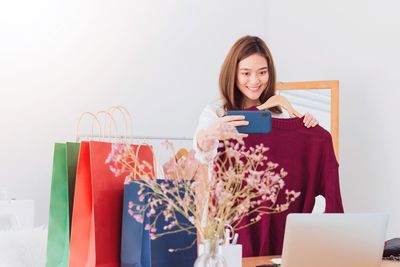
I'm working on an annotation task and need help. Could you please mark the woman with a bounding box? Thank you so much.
[193,35,318,160]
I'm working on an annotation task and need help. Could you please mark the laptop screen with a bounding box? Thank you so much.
[281,213,388,267]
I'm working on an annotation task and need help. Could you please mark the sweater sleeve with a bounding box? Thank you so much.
[320,135,344,213]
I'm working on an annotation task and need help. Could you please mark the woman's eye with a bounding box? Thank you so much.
[241,72,249,76]
[259,70,267,75]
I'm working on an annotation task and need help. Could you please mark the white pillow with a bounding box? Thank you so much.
[0,227,47,267]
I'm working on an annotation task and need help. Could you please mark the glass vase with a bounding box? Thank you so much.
[194,239,227,267]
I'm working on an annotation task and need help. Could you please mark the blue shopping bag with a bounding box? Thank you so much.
[121,182,197,267]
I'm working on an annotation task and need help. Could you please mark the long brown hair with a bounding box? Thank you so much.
[219,35,281,113]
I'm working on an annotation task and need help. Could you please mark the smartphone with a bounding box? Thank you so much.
[226,110,272,134]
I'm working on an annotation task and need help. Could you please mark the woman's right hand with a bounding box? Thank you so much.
[196,115,249,152]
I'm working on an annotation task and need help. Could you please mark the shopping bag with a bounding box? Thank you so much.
[69,141,93,267]
[69,141,154,267]
[121,181,197,267]
[46,143,71,267]
[66,142,80,236]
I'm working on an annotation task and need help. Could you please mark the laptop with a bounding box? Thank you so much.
[280,213,388,267]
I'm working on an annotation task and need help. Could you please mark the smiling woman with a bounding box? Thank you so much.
[219,36,277,111]
[193,35,319,162]
[192,35,344,257]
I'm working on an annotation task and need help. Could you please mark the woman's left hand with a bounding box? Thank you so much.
[303,112,319,128]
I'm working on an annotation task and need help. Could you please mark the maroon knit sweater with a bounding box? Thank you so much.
[235,115,344,257]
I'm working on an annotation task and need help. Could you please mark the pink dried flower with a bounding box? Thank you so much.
[107,136,300,245]
[128,209,134,216]
[133,214,144,224]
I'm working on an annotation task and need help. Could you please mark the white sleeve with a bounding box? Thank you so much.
[192,102,221,163]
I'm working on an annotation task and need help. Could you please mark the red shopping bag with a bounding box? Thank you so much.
[69,141,154,267]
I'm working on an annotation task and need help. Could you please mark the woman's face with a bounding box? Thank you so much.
[236,53,269,108]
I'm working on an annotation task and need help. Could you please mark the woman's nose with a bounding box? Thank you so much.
[249,74,260,85]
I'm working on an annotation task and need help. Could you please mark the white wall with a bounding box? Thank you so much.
[265,0,400,238]
[3,0,399,240]
[0,0,267,226]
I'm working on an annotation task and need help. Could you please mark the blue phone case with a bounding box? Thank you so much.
[226,110,272,134]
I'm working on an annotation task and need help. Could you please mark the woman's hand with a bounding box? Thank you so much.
[196,115,248,152]
[303,112,319,128]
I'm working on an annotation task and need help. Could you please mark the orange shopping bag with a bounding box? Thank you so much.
[69,141,154,267]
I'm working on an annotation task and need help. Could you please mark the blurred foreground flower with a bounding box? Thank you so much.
[107,124,300,248]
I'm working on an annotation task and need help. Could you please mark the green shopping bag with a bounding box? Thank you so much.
[66,142,80,236]
[46,142,80,267]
